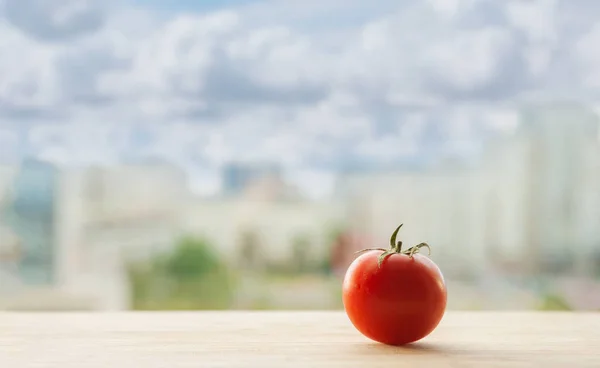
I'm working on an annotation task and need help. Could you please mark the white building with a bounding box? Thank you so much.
[182,176,344,269]
[515,103,600,273]
[336,102,600,278]
[481,125,534,269]
[336,164,490,278]
[0,161,188,310]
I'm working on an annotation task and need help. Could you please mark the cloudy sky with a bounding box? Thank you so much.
[0,0,599,196]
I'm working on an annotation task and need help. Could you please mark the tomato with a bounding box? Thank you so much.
[342,224,447,346]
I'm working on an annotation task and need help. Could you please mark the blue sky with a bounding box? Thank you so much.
[0,0,599,196]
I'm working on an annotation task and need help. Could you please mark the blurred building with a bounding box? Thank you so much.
[335,102,600,279]
[1,159,344,310]
[481,125,531,271]
[518,103,600,274]
[0,160,188,310]
[3,159,58,286]
[222,162,282,196]
[336,164,489,278]
[183,170,344,270]
[484,103,600,275]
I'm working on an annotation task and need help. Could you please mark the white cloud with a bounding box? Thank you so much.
[575,23,600,88]
[484,109,520,135]
[420,26,517,93]
[28,122,128,166]
[3,0,110,40]
[0,0,599,196]
[506,0,557,43]
[0,22,59,113]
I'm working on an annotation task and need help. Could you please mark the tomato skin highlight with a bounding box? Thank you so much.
[342,250,447,346]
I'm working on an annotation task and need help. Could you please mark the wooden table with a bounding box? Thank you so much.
[0,311,598,367]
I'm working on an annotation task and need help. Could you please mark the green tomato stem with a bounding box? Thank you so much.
[355,224,432,268]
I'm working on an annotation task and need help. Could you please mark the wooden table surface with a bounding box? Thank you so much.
[0,311,599,367]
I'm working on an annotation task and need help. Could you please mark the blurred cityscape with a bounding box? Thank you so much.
[1,103,599,311]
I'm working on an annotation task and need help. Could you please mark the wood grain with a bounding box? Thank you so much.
[0,312,598,367]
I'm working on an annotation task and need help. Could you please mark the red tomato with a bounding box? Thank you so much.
[342,224,447,346]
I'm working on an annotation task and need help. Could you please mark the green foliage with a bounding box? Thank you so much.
[128,236,236,310]
[537,293,572,311]
[328,278,344,309]
[317,257,333,275]
[164,237,221,280]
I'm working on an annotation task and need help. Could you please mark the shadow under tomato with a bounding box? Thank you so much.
[350,341,450,356]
